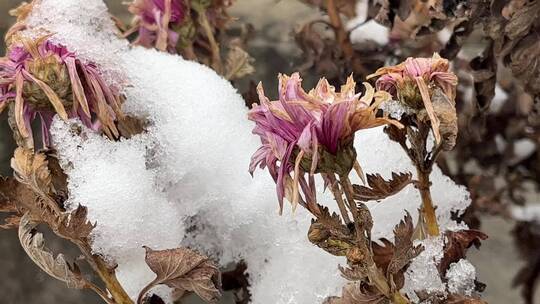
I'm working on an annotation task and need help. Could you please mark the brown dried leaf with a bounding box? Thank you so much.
[18,213,87,289]
[324,282,386,304]
[433,88,457,151]
[387,212,423,275]
[57,205,95,242]
[0,177,38,228]
[438,229,487,274]
[11,147,53,195]
[309,206,354,256]
[139,246,221,304]
[224,46,255,80]
[353,172,413,201]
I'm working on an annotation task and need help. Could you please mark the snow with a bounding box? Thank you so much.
[512,204,540,222]
[402,237,447,302]
[446,259,476,296]
[23,0,473,302]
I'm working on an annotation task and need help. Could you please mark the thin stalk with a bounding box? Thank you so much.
[198,11,222,74]
[77,243,134,304]
[325,0,354,59]
[86,281,116,304]
[326,173,352,224]
[416,167,439,236]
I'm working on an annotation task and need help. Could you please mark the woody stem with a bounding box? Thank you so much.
[77,243,134,304]
[416,167,439,237]
[340,175,391,297]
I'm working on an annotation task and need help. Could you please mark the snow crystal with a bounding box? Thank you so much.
[30,0,473,302]
[445,259,476,296]
[378,99,414,120]
[402,237,447,303]
[26,0,129,88]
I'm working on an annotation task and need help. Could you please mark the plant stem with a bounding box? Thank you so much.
[198,11,222,74]
[416,167,439,237]
[326,174,352,224]
[340,175,391,298]
[78,243,134,304]
[325,0,354,59]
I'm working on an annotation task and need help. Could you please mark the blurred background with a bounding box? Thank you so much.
[0,0,537,303]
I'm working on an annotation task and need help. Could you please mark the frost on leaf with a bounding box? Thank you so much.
[18,213,87,289]
[353,172,413,202]
[139,246,221,304]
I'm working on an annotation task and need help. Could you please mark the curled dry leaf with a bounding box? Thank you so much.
[138,246,221,304]
[11,147,54,197]
[224,46,255,81]
[353,172,413,201]
[308,205,354,256]
[57,205,95,242]
[438,229,487,275]
[0,177,40,228]
[18,212,87,289]
[323,282,386,304]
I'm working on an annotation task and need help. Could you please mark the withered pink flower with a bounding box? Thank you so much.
[367,53,457,144]
[0,35,123,147]
[249,73,400,214]
[128,0,186,52]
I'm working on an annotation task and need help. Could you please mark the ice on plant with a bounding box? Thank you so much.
[402,237,447,302]
[446,259,476,296]
[18,0,473,302]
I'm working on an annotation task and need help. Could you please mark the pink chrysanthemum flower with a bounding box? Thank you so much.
[0,35,123,147]
[128,0,186,52]
[249,73,400,214]
[367,53,457,144]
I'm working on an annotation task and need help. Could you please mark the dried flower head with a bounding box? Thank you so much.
[367,53,458,145]
[248,73,400,213]
[128,0,187,52]
[0,35,123,147]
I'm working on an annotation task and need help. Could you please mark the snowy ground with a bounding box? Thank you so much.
[0,0,535,303]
